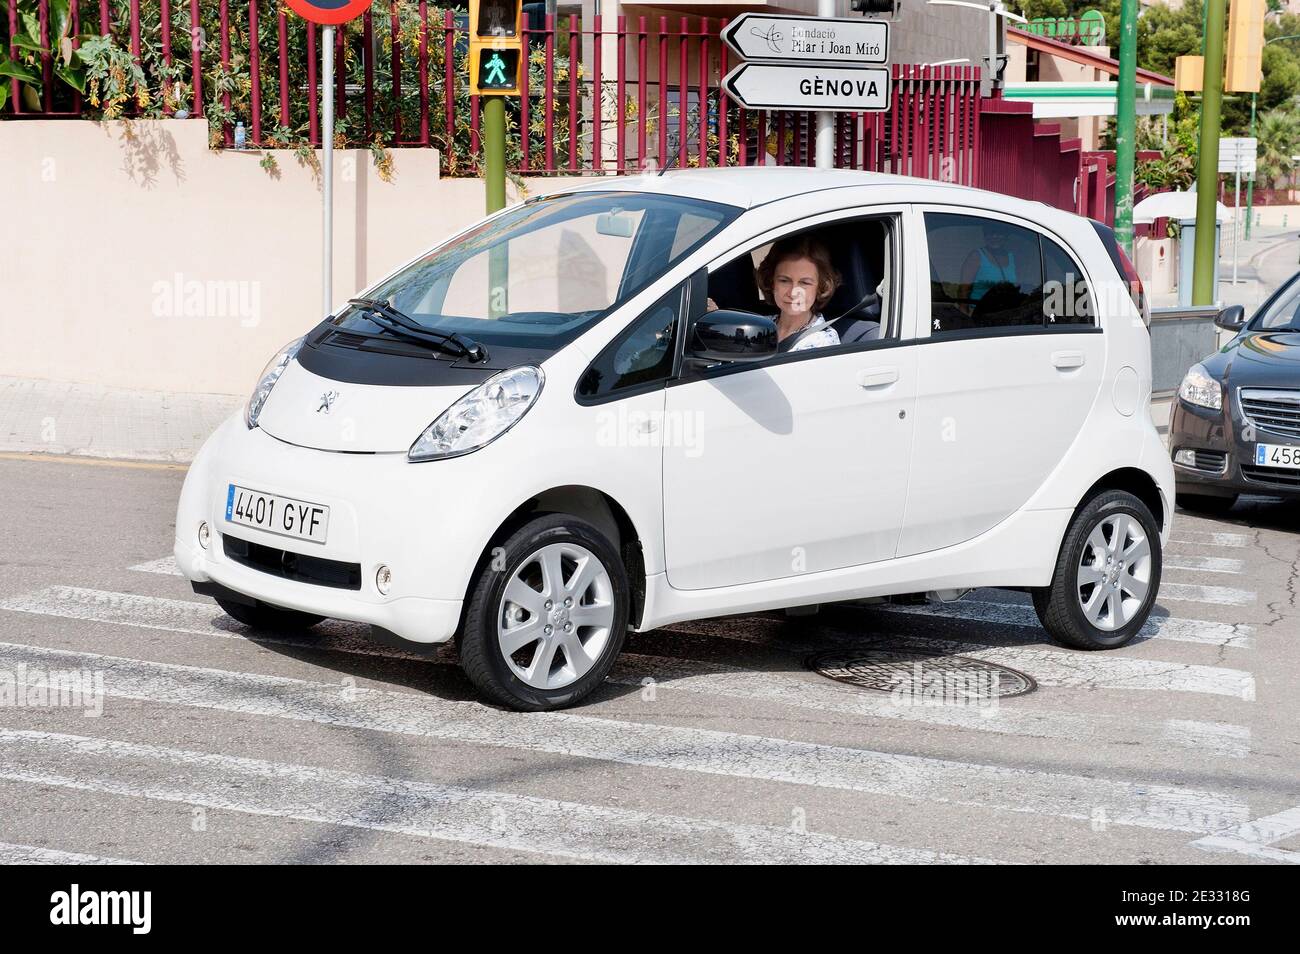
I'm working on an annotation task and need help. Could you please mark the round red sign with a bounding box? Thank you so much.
[285,0,373,26]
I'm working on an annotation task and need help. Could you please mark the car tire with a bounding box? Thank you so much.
[1032,490,1162,651]
[460,513,630,711]
[215,597,325,631]
[1176,492,1238,514]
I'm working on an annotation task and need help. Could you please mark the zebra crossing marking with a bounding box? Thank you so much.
[128,557,179,576]
[674,618,1257,700]
[0,641,1251,833]
[0,587,1254,755]
[1164,555,1245,575]
[0,728,994,865]
[1191,804,1300,865]
[0,842,142,865]
[1171,530,1249,549]
[865,598,1253,648]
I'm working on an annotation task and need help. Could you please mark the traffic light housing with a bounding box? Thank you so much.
[850,0,899,13]
[469,0,524,95]
[1224,0,1265,93]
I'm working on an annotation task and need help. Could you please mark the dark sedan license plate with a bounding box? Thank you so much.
[1255,444,1300,470]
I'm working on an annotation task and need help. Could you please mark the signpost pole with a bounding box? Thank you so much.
[285,3,372,314]
[322,23,335,317]
[1233,149,1241,285]
[815,0,835,169]
[1246,91,1257,241]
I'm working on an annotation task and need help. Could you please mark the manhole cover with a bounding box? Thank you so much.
[807,648,1036,701]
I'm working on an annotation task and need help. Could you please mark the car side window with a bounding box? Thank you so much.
[700,215,895,362]
[925,212,1045,335]
[576,286,682,401]
[1042,236,1094,327]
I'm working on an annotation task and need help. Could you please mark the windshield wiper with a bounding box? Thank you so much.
[348,297,488,363]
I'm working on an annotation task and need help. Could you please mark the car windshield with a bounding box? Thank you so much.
[1252,274,1300,331]
[335,191,739,348]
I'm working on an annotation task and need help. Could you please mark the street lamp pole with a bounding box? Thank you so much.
[322,24,335,317]
[926,0,1027,97]
[1115,0,1139,254]
[815,0,836,168]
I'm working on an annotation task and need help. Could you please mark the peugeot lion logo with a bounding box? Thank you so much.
[317,390,340,414]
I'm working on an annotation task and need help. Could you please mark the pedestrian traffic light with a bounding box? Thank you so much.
[850,0,898,13]
[469,0,524,95]
[1224,0,1265,93]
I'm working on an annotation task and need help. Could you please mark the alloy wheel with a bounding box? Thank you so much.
[497,542,616,690]
[1075,512,1153,632]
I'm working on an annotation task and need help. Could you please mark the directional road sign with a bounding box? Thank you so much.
[721,62,891,112]
[721,13,889,65]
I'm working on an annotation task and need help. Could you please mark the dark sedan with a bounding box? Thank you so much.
[1170,273,1300,511]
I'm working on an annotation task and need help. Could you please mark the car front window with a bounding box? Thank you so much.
[1253,276,1300,331]
[336,191,738,348]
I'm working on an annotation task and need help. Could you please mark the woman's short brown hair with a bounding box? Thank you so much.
[757,236,841,312]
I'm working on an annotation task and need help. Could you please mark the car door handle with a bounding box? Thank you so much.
[1052,350,1086,370]
[857,367,899,388]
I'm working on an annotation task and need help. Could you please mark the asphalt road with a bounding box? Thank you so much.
[0,454,1296,864]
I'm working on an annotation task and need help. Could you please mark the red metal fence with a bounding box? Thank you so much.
[4,1,1135,225]
[4,3,982,180]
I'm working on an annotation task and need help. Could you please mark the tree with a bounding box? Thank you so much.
[1255,108,1300,187]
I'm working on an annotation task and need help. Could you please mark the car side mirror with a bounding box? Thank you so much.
[1215,304,1246,332]
[688,309,778,363]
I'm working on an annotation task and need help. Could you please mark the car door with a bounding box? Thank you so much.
[661,208,918,591]
[896,207,1105,558]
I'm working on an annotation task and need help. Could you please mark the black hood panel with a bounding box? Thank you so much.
[1214,332,1300,393]
[298,320,554,387]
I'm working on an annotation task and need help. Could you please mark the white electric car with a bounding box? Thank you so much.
[175,168,1174,710]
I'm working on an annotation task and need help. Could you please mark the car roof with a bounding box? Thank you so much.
[551,166,1058,218]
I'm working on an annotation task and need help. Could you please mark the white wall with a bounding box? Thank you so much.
[1,119,583,395]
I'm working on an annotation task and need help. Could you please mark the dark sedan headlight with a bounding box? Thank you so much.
[1178,363,1223,411]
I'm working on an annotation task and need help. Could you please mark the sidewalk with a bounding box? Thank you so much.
[0,377,241,463]
[2,375,1178,465]
[1147,226,1299,313]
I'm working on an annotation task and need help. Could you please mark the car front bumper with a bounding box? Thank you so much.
[173,414,502,645]
[1169,395,1300,498]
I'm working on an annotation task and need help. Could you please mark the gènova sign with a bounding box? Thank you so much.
[722,63,890,112]
[720,13,891,113]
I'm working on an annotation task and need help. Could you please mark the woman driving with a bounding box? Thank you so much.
[756,236,842,352]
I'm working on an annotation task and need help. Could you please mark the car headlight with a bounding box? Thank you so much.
[245,337,304,429]
[1177,362,1223,411]
[409,366,544,462]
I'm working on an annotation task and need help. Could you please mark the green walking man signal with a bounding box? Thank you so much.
[469,0,524,96]
[478,49,520,91]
